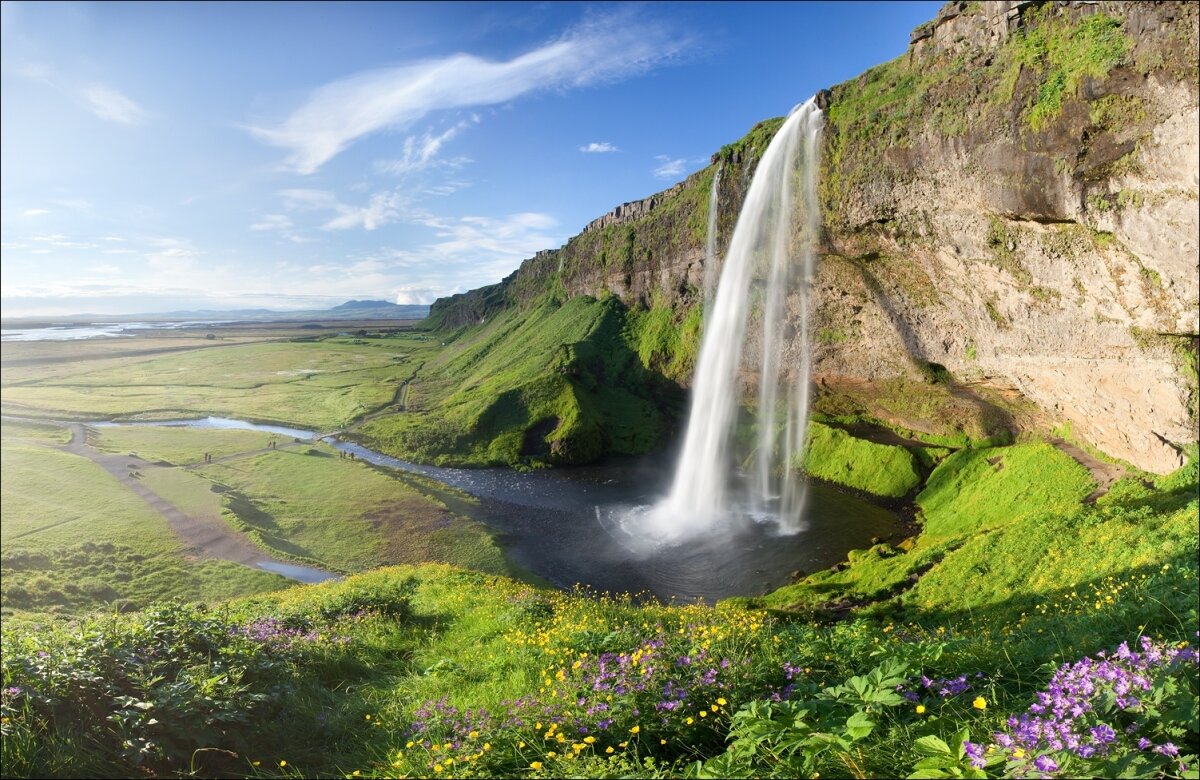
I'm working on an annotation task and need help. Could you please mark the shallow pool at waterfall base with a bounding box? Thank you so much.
[88,417,898,602]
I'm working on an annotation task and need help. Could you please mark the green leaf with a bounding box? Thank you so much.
[844,711,875,740]
[914,735,954,757]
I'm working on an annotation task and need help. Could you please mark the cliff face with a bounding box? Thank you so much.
[429,0,1199,473]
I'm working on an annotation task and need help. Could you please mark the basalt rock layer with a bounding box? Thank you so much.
[428,1,1199,473]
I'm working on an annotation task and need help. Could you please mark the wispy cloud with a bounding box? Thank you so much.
[378,211,562,295]
[250,10,692,173]
[278,188,341,211]
[321,191,410,231]
[20,208,49,217]
[82,84,146,124]
[652,155,687,179]
[375,116,478,176]
[276,186,417,232]
[580,142,619,153]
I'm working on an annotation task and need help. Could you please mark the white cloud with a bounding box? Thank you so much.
[375,116,478,176]
[279,188,341,210]
[249,214,292,231]
[25,234,97,249]
[580,142,619,153]
[248,213,314,244]
[87,264,123,275]
[82,84,146,125]
[652,155,687,179]
[249,10,691,173]
[20,208,49,217]
[381,211,562,290]
[424,180,472,197]
[322,190,411,231]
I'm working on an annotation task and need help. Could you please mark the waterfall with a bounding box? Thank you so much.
[647,98,823,540]
[703,164,722,307]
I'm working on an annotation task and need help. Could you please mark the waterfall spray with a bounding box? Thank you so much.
[646,98,823,540]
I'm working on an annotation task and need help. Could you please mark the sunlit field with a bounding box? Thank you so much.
[1,332,440,429]
[0,421,286,615]
[0,327,510,619]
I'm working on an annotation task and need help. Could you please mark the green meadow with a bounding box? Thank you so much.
[1,339,431,429]
[0,422,285,615]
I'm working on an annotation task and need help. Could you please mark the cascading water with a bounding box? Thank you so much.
[642,98,823,542]
[703,163,723,307]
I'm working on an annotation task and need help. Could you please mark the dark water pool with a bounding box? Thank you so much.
[330,440,899,603]
[77,417,899,602]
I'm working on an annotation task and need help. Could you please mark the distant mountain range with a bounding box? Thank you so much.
[2,300,430,326]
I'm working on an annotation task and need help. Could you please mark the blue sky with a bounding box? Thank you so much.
[1,0,941,317]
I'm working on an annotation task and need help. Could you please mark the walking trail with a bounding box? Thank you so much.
[60,423,336,583]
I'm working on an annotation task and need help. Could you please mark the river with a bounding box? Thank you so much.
[82,416,900,602]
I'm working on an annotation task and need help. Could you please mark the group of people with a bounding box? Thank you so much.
[339,450,356,460]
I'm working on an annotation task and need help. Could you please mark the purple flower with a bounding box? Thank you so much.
[1033,755,1058,773]
[1089,724,1116,745]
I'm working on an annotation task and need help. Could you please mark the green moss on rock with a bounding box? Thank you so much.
[801,421,922,498]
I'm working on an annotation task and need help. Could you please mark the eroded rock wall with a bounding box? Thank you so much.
[429,1,1199,473]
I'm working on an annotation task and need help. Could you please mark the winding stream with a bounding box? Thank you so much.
[85,417,899,602]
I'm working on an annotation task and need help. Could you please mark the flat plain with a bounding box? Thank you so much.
[0,322,509,619]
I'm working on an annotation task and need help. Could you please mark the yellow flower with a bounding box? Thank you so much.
[973,697,987,710]
[629,725,640,734]
[530,761,543,770]
[1014,748,1025,759]
[547,751,557,758]
[518,741,526,748]
[660,739,667,745]
[279,760,288,768]
[605,747,614,754]
[365,714,372,720]
[711,704,719,712]
[686,717,694,725]
[433,765,443,773]
[700,710,707,718]
[406,741,415,749]
[584,736,596,744]
[717,697,727,706]
[916,705,926,714]
[469,730,479,739]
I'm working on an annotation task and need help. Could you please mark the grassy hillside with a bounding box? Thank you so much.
[3,445,1195,779]
[359,295,686,467]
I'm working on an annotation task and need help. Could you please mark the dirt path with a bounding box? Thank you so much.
[60,423,336,583]
[1050,438,1127,503]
